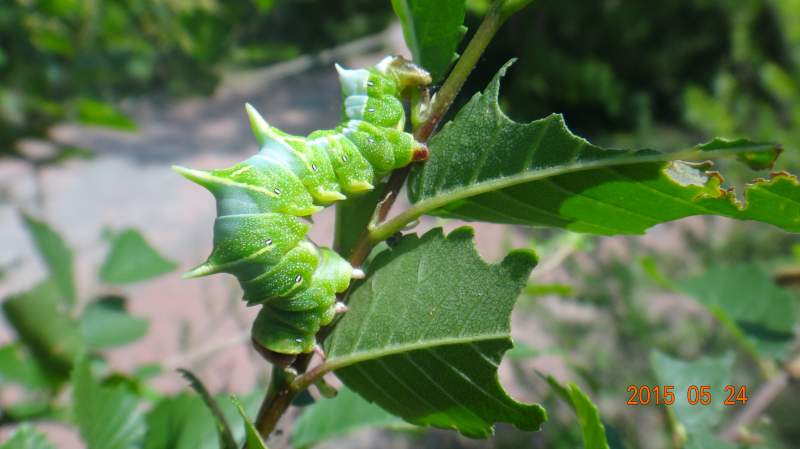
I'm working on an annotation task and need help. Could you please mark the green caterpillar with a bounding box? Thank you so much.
[174,56,431,357]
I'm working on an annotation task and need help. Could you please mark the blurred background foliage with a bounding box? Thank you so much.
[3,0,799,162]
[0,0,394,160]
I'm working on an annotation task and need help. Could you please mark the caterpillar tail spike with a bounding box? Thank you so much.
[178,56,431,357]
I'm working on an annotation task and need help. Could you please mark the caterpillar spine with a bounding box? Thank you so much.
[174,56,431,357]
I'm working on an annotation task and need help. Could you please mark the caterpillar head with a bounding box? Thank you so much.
[375,55,432,95]
[335,57,431,99]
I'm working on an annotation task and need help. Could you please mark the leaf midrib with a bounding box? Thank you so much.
[386,144,775,237]
[325,332,508,372]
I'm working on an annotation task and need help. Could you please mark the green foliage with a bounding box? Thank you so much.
[462,0,733,137]
[682,1,800,166]
[231,396,269,449]
[22,214,75,307]
[99,229,177,284]
[546,376,610,449]
[392,0,467,82]
[143,394,219,449]
[178,369,237,449]
[0,425,56,449]
[325,227,546,437]
[79,296,149,350]
[292,386,405,448]
[0,344,53,391]
[650,352,735,447]
[677,264,797,359]
[2,280,83,378]
[72,358,146,449]
[408,62,798,235]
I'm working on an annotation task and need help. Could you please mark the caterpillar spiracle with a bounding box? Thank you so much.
[174,56,431,358]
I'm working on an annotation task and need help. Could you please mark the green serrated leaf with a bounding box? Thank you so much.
[391,0,467,82]
[292,386,407,449]
[143,394,219,449]
[678,264,796,359]
[76,98,137,131]
[22,214,75,307]
[72,357,145,449]
[100,229,177,284]
[178,369,237,449]
[546,376,610,449]
[2,280,83,378]
[0,424,56,449]
[79,296,149,349]
[650,351,734,432]
[231,396,269,449]
[407,61,799,235]
[324,227,546,438]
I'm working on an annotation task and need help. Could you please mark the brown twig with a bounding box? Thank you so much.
[719,350,800,442]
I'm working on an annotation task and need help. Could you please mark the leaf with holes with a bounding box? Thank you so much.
[407,61,799,235]
[323,227,545,438]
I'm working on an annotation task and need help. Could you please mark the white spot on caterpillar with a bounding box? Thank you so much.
[273,187,282,195]
[341,154,348,162]
[294,275,302,283]
[311,164,318,172]
[367,108,376,113]
[265,238,273,246]
[368,137,375,144]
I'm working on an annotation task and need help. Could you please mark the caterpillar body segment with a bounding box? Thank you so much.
[175,56,431,356]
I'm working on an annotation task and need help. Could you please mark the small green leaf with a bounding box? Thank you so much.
[72,357,145,449]
[677,264,796,359]
[334,188,383,257]
[0,344,53,391]
[0,424,56,449]
[292,386,407,449]
[2,280,84,378]
[100,229,177,284]
[79,296,149,349]
[546,376,610,449]
[76,98,137,131]
[650,351,734,432]
[143,394,219,449]
[391,0,467,82]
[523,283,574,297]
[408,62,799,236]
[325,227,546,438]
[231,396,269,449]
[22,214,76,307]
[178,369,237,449]
[505,342,540,360]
